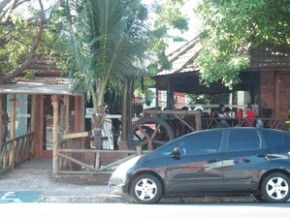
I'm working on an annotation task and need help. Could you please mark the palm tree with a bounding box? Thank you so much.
[62,0,149,148]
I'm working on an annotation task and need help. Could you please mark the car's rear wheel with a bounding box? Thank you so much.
[261,173,290,203]
[130,174,162,204]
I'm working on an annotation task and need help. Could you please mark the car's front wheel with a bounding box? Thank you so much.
[130,174,162,204]
[261,173,290,203]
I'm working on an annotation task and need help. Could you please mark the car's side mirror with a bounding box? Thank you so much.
[171,147,181,160]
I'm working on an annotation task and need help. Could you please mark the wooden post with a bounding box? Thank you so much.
[274,71,280,118]
[64,95,70,133]
[74,95,85,134]
[155,86,159,110]
[0,94,2,169]
[9,94,17,169]
[121,81,128,140]
[80,94,85,149]
[71,95,85,169]
[62,95,69,170]
[167,78,175,110]
[30,94,36,156]
[51,95,59,178]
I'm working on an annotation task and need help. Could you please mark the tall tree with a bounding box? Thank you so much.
[57,0,189,148]
[147,0,189,73]
[195,0,290,87]
[59,0,150,148]
[0,0,47,84]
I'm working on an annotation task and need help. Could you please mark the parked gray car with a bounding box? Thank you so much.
[109,127,290,204]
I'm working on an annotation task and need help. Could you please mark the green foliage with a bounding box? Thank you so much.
[0,15,33,72]
[54,0,189,111]
[0,0,60,83]
[23,71,36,80]
[144,89,155,106]
[148,0,189,70]
[57,0,150,111]
[195,0,290,86]
[187,93,229,105]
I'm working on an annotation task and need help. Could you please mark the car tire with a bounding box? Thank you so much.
[130,174,162,204]
[261,173,290,203]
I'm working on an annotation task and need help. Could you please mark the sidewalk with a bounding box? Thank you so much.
[0,158,125,203]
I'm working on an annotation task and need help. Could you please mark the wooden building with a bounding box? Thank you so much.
[0,56,135,178]
[0,77,86,172]
[155,38,290,121]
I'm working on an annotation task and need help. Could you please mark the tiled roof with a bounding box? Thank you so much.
[27,55,64,77]
[249,45,290,69]
[157,40,290,77]
[157,38,201,76]
[0,77,85,95]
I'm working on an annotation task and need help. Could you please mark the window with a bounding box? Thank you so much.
[179,131,222,156]
[262,129,290,150]
[228,129,260,152]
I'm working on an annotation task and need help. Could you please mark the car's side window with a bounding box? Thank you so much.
[179,131,222,156]
[261,129,290,150]
[228,129,261,152]
[261,129,284,147]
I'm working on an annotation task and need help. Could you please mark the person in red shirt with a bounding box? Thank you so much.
[244,104,255,126]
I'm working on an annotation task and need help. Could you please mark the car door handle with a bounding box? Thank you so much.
[208,158,220,163]
[257,154,266,158]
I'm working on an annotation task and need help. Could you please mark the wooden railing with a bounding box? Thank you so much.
[201,117,288,131]
[53,116,290,178]
[56,149,142,175]
[0,133,33,173]
[54,132,151,177]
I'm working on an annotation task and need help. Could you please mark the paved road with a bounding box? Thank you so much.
[1,203,290,218]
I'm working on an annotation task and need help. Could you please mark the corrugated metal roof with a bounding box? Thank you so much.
[0,77,86,95]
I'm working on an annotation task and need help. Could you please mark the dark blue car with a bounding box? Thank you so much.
[109,127,290,204]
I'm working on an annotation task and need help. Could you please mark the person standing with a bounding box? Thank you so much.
[244,104,255,126]
[212,104,230,128]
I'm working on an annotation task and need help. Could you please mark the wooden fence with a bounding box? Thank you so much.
[52,116,290,178]
[201,117,288,130]
[56,149,140,175]
[0,133,33,174]
[53,131,151,178]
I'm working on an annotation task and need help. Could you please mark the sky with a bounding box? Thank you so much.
[165,0,202,53]
[143,0,202,40]
[22,0,202,40]
[19,0,201,52]
[180,0,202,40]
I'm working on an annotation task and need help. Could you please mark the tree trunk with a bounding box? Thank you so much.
[91,105,107,149]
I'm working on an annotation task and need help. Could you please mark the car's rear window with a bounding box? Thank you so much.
[261,129,290,149]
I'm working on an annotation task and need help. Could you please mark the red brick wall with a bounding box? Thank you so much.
[279,72,290,118]
[260,71,274,112]
[260,71,290,119]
